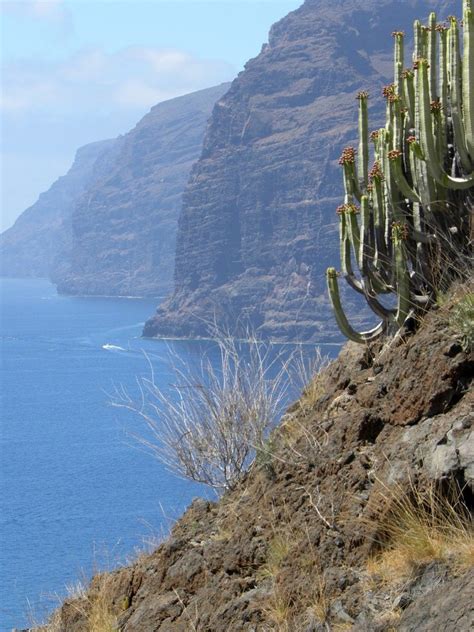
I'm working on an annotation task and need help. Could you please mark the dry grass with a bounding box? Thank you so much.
[258,522,299,629]
[112,334,326,492]
[265,568,333,631]
[257,533,291,581]
[278,409,330,464]
[297,370,328,411]
[27,573,117,632]
[306,574,331,625]
[435,279,474,350]
[450,290,474,353]
[375,607,402,630]
[275,353,332,467]
[364,480,473,629]
[82,573,118,632]
[214,484,252,541]
[258,518,337,631]
[367,481,474,586]
[262,585,293,632]
[37,572,118,632]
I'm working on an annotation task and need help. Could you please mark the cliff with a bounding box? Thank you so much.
[145,0,452,341]
[35,287,473,631]
[0,139,118,279]
[56,84,230,298]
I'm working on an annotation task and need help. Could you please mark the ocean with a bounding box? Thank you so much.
[0,278,340,631]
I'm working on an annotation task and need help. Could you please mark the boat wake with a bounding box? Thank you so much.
[102,343,126,352]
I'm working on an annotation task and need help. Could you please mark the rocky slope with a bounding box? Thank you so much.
[145,0,453,341]
[37,289,473,631]
[56,84,230,297]
[0,139,119,279]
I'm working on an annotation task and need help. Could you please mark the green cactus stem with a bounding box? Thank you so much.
[413,20,423,60]
[392,31,405,96]
[339,147,362,201]
[338,207,364,293]
[357,92,369,188]
[358,196,392,295]
[427,13,438,101]
[463,0,474,160]
[326,0,473,344]
[387,149,421,202]
[437,25,448,144]
[392,222,411,326]
[418,59,474,188]
[402,69,416,126]
[326,268,387,343]
[448,16,473,172]
[369,165,389,267]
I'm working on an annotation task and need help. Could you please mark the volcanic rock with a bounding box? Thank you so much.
[145,0,452,341]
[0,139,119,279]
[56,84,230,297]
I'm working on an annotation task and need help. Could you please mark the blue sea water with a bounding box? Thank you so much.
[0,279,213,630]
[0,279,341,631]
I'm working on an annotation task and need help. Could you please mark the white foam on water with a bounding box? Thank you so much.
[102,343,126,352]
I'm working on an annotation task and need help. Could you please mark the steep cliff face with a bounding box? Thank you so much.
[145,0,451,341]
[56,84,230,297]
[0,139,118,279]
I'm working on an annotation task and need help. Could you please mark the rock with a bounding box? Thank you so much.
[330,599,355,623]
[37,303,473,631]
[145,0,452,342]
[426,408,474,491]
[56,84,230,297]
[165,550,204,585]
[0,139,118,279]
[122,591,181,631]
[393,593,412,610]
[398,570,474,632]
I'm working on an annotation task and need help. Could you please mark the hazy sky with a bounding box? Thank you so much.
[1,0,302,232]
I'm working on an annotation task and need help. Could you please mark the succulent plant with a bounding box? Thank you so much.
[327,0,473,344]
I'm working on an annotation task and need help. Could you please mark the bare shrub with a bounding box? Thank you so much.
[112,332,325,492]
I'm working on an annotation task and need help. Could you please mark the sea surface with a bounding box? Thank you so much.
[0,279,340,631]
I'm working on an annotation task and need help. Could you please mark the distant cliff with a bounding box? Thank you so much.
[0,139,118,279]
[56,84,230,297]
[145,0,451,341]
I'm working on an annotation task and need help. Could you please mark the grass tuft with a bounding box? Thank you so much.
[73,572,118,632]
[258,534,291,581]
[450,291,474,353]
[367,481,474,586]
[306,574,330,625]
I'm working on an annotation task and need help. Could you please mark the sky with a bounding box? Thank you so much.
[0,0,302,232]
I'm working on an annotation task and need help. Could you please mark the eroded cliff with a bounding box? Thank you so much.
[0,139,118,280]
[56,84,230,297]
[145,0,452,341]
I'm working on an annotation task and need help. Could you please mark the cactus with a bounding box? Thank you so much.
[327,0,473,344]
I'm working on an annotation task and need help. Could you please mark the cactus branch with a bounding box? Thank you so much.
[326,1,473,344]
